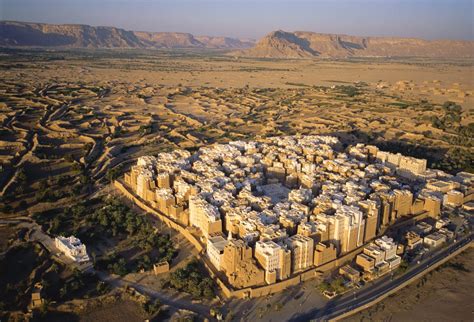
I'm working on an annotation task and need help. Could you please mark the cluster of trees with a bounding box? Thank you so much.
[111,126,124,139]
[105,165,123,183]
[32,210,62,235]
[35,148,77,161]
[70,162,92,188]
[396,260,409,275]
[43,194,175,276]
[16,167,28,185]
[0,201,13,214]
[0,244,107,311]
[36,187,69,203]
[335,85,360,97]
[97,253,129,276]
[431,101,463,131]
[442,101,462,113]
[389,102,409,109]
[440,133,473,148]
[83,142,93,156]
[141,297,162,317]
[98,242,173,275]
[13,167,29,195]
[34,195,177,276]
[139,123,154,136]
[87,198,148,237]
[58,271,86,299]
[318,277,346,294]
[456,123,474,138]
[41,266,110,304]
[135,231,175,262]
[137,93,149,100]
[0,243,46,312]
[42,200,95,236]
[431,147,474,174]
[105,231,175,274]
[35,175,82,203]
[86,198,176,274]
[88,198,170,246]
[168,259,215,299]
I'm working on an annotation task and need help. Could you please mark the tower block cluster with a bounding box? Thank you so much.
[123,135,473,288]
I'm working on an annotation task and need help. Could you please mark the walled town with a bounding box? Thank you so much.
[1,43,472,319]
[121,135,473,292]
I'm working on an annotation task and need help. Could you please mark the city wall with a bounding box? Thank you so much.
[220,244,363,299]
[115,179,379,299]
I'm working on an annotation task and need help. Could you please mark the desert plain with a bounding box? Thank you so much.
[0,48,473,321]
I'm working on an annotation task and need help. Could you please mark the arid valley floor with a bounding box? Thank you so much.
[0,48,473,321]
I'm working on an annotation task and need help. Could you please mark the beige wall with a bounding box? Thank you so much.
[116,179,393,300]
[114,180,204,252]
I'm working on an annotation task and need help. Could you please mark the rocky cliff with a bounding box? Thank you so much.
[0,21,255,49]
[235,30,474,58]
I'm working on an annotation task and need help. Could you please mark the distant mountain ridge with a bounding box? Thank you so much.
[0,21,255,49]
[2,21,472,58]
[234,30,474,58]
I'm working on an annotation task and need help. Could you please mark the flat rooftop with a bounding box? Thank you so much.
[261,183,290,204]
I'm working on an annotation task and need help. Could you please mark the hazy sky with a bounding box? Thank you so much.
[1,0,473,40]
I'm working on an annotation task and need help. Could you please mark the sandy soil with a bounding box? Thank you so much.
[78,300,144,322]
[344,248,474,322]
[1,53,471,197]
[0,49,472,320]
[11,55,474,100]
